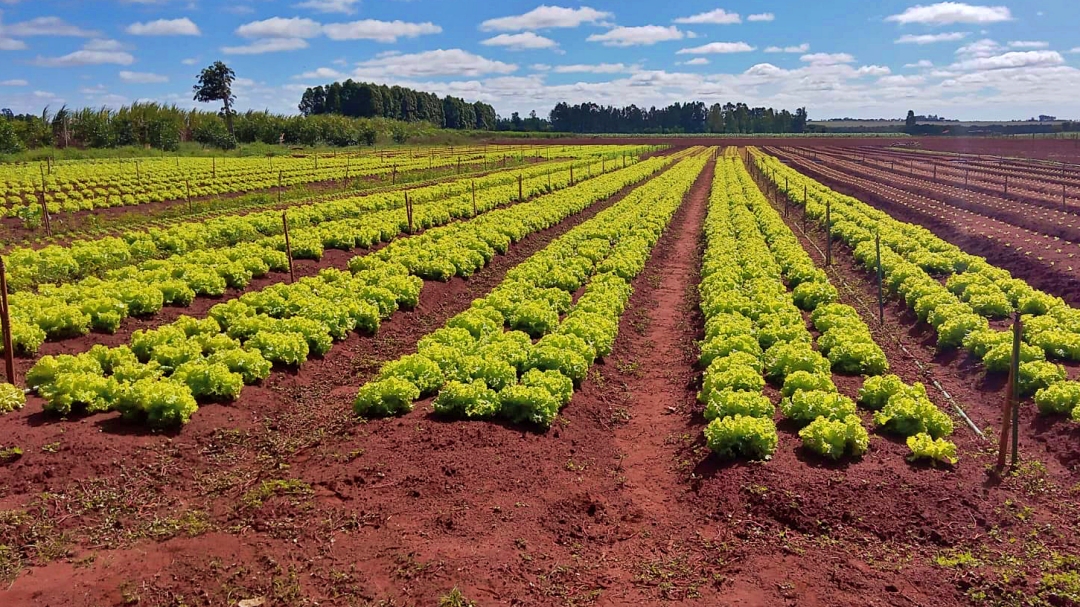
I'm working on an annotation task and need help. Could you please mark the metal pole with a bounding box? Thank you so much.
[282,212,295,284]
[0,257,15,385]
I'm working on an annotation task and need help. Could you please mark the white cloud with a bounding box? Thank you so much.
[119,70,169,83]
[956,38,1002,58]
[352,49,517,78]
[748,13,775,22]
[886,3,1012,25]
[181,57,199,65]
[952,50,1065,71]
[553,62,635,73]
[480,6,613,32]
[223,37,310,54]
[293,0,362,14]
[895,32,968,44]
[0,37,26,50]
[31,38,132,66]
[764,43,809,53]
[1070,47,1080,54]
[33,49,134,67]
[677,41,756,54]
[481,32,559,51]
[801,52,856,65]
[1008,40,1049,49]
[0,16,98,37]
[236,17,323,39]
[293,67,345,79]
[0,79,28,85]
[673,9,741,25]
[126,18,201,36]
[588,25,687,47]
[323,20,441,42]
[878,74,927,86]
[682,57,710,66]
[905,59,935,68]
[857,65,892,77]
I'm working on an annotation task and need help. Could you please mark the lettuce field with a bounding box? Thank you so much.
[2,142,1080,606]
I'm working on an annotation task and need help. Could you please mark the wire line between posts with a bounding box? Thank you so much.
[755,159,985,441]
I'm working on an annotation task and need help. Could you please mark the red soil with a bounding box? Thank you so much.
[4,154,1080,607]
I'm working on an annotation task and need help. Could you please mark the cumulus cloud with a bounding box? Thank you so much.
[0,37,26,50]
[323,20,441,42]
[0,16,98,37]
[952,50,1065,71]
[553,63,635,73]
[32,38,133,66]
[293,0,362,14]
[800,52,855,65]
[352,49,517,78]
[895,32,968,44]
[956,38,1002,58]
[764,43,809,53]
[682,58,710,66]
[223,38,310,55]
[1008,40,1049,49]
[886,2,1012,25]
[673,9,741,25]
[905,59,935,68]
[480,6,612,32]
[126,18,201,36]
[677,41,756,54]
[236,17,323,39]
[480,32,559,51]
[587,25,687,47]
[119,70,169,83]
[293,67,345,79]
[748,13,775,22]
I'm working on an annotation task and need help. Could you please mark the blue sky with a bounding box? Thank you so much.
[1,1,1078,120]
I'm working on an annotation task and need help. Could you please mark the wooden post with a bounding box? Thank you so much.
[213,156,217,179]
[344,159,350,190]
[570,165,574,185]
[825,198,832,267]
[38,191,52,237]
[136,161,141,181]
[392,165,397,185]
[998,311,1022,469]
[933,164,937,180]
[282,212,295,284]
[186,179,192,212]
[518,174,523,202]
[965,167,969,187]
[1004,173,1008,196]
[1010,311,1022,467]
[602,157,605,173]
[0,257,15,386]
[315,154,319,171]
[472,180,477,216]
[405,191,414,234]
[876,231,884,326]
[457,157,461,175]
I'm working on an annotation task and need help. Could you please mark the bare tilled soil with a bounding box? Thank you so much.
[4,150,1080,607]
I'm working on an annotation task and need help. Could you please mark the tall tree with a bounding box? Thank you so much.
[193,61,237,136]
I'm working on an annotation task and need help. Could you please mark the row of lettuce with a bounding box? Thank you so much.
[2,157,632,358]
[352,149,712,427]
[10,151,681,426]
[698,153,957,464]
[4,145,649,216]
[753,149,1080,423]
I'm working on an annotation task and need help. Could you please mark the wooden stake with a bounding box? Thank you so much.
[392,165,397,185]
[0,257,15,386]
[1010,311,1022,467]
[825,198,832,267]
[405,191,414,234]
[471,180,477,216]
[876,231,884,326]
[282,212,295,284]
[213,156,217,179]
[518,174,523,202]
[1004,173,1009,196]
[136,161,141,181]
[570,165,574,185]
[39,192,52,237]
[997,312,1021,469]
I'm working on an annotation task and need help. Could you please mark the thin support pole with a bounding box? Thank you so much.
[38,192,52,237]
[1010,311,1022,467]
[0,257,15,385]
[282,212,295,284]
[405,191,414,234]
[825,198,833,267]
[518,174,523,202]
[876,231,885,326]
[472,181,477,216]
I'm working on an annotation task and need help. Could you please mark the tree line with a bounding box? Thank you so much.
[298,81,498,131]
